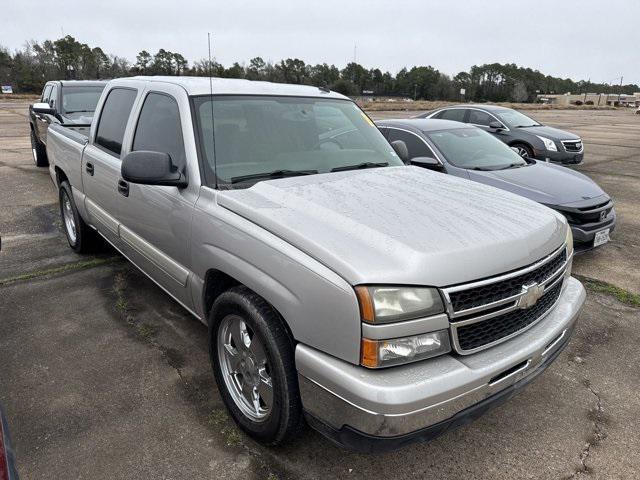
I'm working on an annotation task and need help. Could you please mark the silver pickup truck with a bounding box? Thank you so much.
[46,76,585,452]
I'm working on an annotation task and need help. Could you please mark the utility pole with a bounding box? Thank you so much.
[617,76,623,105]
[583,78,590,103]
[414,83,417,101]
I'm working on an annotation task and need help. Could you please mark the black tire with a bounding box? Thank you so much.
[30,128,49,167]
[512,142,534,159]
[209,286,304,446]
[59,181,99,253]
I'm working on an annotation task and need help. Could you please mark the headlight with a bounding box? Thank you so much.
[535,135,558,152]
[355,286,444,323]
[565,226,574,279]
[361,330,451,368]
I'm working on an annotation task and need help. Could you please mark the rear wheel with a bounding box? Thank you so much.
[59,181,99,253]
[209,286,304,445]
[30,129,48,167]
[512,143,534,159]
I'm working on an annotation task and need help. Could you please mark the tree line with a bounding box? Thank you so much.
[1,35,638,102]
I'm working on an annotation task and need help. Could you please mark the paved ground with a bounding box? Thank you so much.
[1,104,639,479]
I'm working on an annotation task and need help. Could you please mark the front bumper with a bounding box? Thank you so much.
[571,209,617,252]
[296,277,586,452]
[533,148,583,165]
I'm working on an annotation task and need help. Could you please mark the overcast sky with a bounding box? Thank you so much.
[3,0,639,85]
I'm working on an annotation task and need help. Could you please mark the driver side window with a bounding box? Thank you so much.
[386,128,435,159]
[132,92,186,170]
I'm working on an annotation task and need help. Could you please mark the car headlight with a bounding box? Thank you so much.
[354,286,444,323]
[535,135,558,152]
[361,330,451,368]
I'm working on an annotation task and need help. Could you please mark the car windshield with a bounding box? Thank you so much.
[192,95,403,188]
[61,86,105,116]
[426,127,527,170]
[495,109,540,128]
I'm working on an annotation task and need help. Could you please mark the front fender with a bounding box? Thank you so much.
[190,187,362,364]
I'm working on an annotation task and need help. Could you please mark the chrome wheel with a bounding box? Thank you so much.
[32,147,38,164]
[217,314,273,421]
[62,191,77,244]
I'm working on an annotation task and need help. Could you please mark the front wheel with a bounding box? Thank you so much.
[30,129,48,167]
[512,143,534,159]
[209,286,304,446]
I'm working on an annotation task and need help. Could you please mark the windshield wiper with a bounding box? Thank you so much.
[230,169,318,184]
[64,110,94,114]
[331,162,388,172]
[516,124,540,128]
[496,163,526,170]
[470,166,496,171]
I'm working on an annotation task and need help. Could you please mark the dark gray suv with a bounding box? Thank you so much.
[417,105,583,165]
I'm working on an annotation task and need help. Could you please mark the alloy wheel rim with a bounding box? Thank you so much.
[62,192,77,244]
[217,314,273,421]
[516,147,529,158]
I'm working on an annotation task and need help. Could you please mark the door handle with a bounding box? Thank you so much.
[117,179,130,197]
[85,162,94,176]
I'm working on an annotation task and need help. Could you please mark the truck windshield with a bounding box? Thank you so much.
[61,86,105,116]
[426,128,527,171]
[192,95,403,188]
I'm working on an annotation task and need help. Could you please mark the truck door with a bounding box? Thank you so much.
[115,87,197,309]
[82,87,139,249]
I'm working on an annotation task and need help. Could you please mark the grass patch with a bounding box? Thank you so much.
[577,275,640,308]
[0,257,119,286]
[221,425,242,446]
[208,409,229,426]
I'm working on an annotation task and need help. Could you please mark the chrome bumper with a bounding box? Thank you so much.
[296,277,585,442]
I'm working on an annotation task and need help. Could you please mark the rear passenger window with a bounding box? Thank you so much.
[95,88,137,157]
[132,93,185,169]
[436,109,466,122]
[468,110,494,127]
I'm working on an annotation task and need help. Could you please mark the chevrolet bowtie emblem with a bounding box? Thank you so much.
[517,282,544,309]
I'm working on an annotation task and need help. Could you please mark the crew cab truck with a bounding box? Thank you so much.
[46,76,586,452]
[29,80,106,167]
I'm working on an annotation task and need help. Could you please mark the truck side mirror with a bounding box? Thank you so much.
[489,121,505,130]
[32,102,56,115]
[121,151,187,188]
[390,140,409,163]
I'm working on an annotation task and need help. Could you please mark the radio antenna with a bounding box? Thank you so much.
[208,32,218,188]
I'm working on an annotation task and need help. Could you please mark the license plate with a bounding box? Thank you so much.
[594,228,610,247]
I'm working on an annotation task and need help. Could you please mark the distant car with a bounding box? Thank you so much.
[0,406,19,480]
[416,105,584,165]
[377,118,615,252]
[28,80,107,167]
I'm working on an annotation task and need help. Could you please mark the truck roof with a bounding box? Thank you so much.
[119,76,349,99]
[47,80,109,87]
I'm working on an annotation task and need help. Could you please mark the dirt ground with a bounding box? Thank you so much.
[1,104,639,479]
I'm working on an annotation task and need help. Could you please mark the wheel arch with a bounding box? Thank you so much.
[202,268,297,343]
[54,165,69,188]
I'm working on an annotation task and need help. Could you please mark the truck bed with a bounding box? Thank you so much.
[46,123,88,193]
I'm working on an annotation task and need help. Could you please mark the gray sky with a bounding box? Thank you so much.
[3,0,639,85]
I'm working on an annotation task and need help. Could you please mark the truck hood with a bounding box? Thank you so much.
[519,125,580,140]
[467,161,606,206]
[217,166,566,286]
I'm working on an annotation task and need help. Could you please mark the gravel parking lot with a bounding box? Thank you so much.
[1,103,639,479]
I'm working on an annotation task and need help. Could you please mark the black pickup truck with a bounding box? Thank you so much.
[29,80,106,167]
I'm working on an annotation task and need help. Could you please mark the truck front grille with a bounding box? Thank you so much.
[442,245,569,354]
[455,282,563,351]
